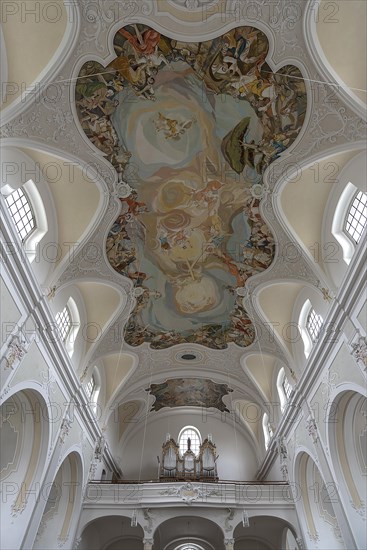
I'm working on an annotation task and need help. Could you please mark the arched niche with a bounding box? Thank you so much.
[233,398,264,459]
[1,0,79,122]
[0,147,57,285]
[154,515,224,550]
[97,352,136,414]
[242,354,294,427]
[102,398,146,462]
[49,284,87,369]
[233,515,299,549]
[18,147,102,282]
[316,0,367,106]
[291,285,330,369]
[282,527,299,550]
[0,389,50,550]
[256,281,305,360]
[73,281,123,358]
[242,353,278,404]
[0,145,104,286]
[322,150,366,287]
[78,515,144,550]
[328,390,367,549]
[50,280,124,372]
[33,450,83,549]
[296,451,346,549]
[279,148,363,288]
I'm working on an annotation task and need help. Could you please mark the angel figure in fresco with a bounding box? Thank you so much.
[212,54,242,78]
[153,112,196,140]
[110,146,132,178]
[191,180,223,211]
[109,56,148,87]
[234,30,260,64]
[134,77,157,101]
[118,25,161,56]
[75,23,307,351]
[137,48,170,70]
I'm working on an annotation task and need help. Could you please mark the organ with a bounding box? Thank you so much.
[158,434,219,481]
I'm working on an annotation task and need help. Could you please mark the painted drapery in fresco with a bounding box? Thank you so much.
[75,25,307,349]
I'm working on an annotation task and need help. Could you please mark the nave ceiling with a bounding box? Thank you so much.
[1,0,366,448]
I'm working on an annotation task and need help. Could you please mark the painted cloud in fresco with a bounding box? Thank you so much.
[75,25,307,349]
[146,378,233,412]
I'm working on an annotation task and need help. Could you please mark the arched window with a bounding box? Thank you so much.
[84,368,101,414]
[55,306,72,342]
[306,308,323,343]
[85,375,96,400]
[277,368,292,412]
[55,297,80,357]
[331,171,366,266]
[282,375,292,400]
[345,190,367,244]
[5,187,35,241]
[174,545,205,550]
[178,426,201,456]
[2,178,48,264]
[299,299,324,358]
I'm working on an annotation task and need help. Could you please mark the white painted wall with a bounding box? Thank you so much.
[119,409,259,481]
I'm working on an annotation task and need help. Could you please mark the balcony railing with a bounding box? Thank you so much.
[84,480,294,509]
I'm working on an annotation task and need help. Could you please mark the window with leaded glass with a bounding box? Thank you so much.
[178,426,201,456]
[306,308,323,343]
[345,191,367,244]
[5,187,35,241]
[55,306,72,342]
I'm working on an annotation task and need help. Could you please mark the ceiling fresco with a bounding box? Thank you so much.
[75,24,307,350]
[146,378,233,412]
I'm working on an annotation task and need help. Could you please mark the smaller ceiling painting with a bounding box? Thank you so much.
[146,378,233,412]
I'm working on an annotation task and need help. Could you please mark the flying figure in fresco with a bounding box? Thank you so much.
[153,112,196,140]
[118,25,161,56]
[75,24,307,350]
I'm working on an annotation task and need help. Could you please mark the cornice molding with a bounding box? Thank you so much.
[257,233,367,479]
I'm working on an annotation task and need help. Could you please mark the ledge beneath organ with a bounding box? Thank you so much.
[158,434,219,482]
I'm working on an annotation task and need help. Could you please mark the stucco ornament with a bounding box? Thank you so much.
[351,335,367,369]
[168,0,219,8]
[306,417,319,444]
[160,481,217,506]
[179,482,202,504]
[4,341,25,369]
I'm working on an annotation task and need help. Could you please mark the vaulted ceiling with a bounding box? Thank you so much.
[1,0,366,467]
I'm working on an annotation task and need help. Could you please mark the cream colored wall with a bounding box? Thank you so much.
[20,148,101,265]
[119,410,260,481]
[280,150,359,275]
[0,275,21,348]
[317,0,367,103]
[356,297,367,330]
[257,283,304,355]
[102,354,135,405]
[235,398,262,442]
[245,355,276,403]
[1,0,67,108]
[75,282,121,352]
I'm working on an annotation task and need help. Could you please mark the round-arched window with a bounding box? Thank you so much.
[178,426,201,456]
[5,187,35,242]
[345,190,367,244]
[174,545,205,550]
